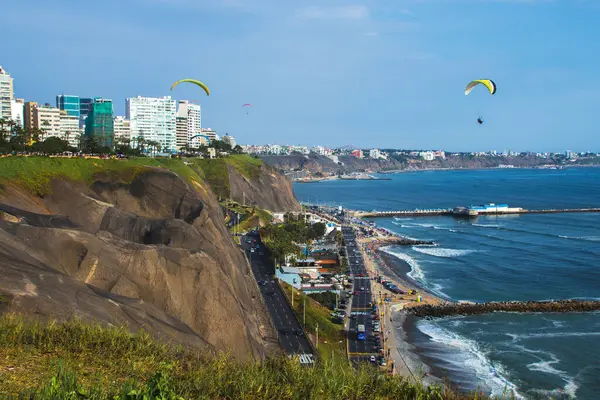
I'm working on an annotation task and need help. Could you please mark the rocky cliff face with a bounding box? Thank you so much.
[0,167,279,360]
[228,165,301,212]
[261,154,555,174]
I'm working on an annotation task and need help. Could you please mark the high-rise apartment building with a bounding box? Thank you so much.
[59,110,82,147]
[33,104,61,138]
[176,116,189,150]
[200,128,218,142]
[126,96,177,153]
[85,98,114,148]
[176,100,202,147]
[222,134,236,148]
[23,102,37,131]
[56,95,80,118]
[79,98,93,128]
[0,66,14,121]
[113,116,131,141]
[11,98,24,128]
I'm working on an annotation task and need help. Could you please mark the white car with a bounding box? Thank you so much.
[370,355,377,363]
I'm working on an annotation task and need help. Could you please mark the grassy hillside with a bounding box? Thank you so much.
[0,315,480,399]
[0,156,206,196]
[0,155,262,198]
[280,282,346,361]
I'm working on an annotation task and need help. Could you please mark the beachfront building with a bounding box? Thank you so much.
[176,100,202,148]
[420,151,435,161]
[85,98,114,148]
[369,149,381,159]
[79,98,93,128]
[56,95,80,118]
[59,110,82,147]
[0,66,13,121]
[23,101,37,131]
[351,149,363,158]
[113,116,131,142]
[175,116,188,150]
[222,134,236,148]
[126,96,177,154]
[200,128,218,143]
[11,98,24,128]
[33,104,61,139]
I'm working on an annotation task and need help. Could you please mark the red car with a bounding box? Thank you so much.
[353,291,358,295]
[359,273,365,277]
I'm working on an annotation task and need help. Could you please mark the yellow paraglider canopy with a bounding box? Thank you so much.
[465,79,496,96]
[170,79,210,96]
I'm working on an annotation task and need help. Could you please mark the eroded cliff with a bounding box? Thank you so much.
[0,157,285,360]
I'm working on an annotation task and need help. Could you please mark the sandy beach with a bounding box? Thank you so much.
[355,234,444,387]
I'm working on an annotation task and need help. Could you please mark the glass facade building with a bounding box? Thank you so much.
[84,98,114,148]
[79,98,94,128]
[56,95,80,117]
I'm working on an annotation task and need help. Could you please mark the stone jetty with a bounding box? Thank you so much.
[407,299,600,318]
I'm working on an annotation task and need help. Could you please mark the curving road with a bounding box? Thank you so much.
[342,226,381,364]
[241,234,315,364]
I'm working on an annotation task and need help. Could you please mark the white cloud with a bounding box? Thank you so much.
[295,5,369,20]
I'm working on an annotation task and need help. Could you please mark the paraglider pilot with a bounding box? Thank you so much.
[477,117,484,125]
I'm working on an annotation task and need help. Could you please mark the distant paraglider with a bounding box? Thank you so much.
[465,79,496,125]
[242,103,254,115]
[170,79,210,96]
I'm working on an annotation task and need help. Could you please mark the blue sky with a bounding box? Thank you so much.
[3,0,600,152]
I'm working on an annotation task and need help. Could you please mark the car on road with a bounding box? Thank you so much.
[360,286,365,291]
[258,280,266,286]
[353,291,358,295]
[295,330,304,336]
[370,355,377,363]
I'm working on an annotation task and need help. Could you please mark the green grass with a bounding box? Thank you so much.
[194,158,230,199]
[280,282,346,361]
[0,157,207,196]
[0,314,487,399]
[224,154,263,180]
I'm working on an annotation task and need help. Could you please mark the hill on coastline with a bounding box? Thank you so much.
[0,155,298,361]
[261,153,599,175]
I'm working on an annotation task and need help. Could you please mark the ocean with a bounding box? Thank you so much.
[293,168,600,399]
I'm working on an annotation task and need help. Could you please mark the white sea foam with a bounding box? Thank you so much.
[516,345,579,398]
[472,223,503,228]
[417,320,523,399]
[559,235,600,242]
[412,247,476,258]
[380,247,425,281]
[511,331,600,340]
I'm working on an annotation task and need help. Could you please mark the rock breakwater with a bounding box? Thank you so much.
[408,299,600,318]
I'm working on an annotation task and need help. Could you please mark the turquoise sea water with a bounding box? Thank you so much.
[294,168,600,399]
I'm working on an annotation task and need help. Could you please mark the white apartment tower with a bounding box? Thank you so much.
[113,116,131,141]
[59,110,82,147]
[126,96,177,153]
[176,100,202,147]
[222,134,236,148]
[11,98,24,128]
[33,104,61,138]
[0,66,14,121]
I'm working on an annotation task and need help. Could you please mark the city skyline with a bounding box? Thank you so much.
[2,0,600,152]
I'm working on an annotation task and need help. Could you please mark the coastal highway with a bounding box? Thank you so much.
[241,233,315,364]
[342,226,380,364]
